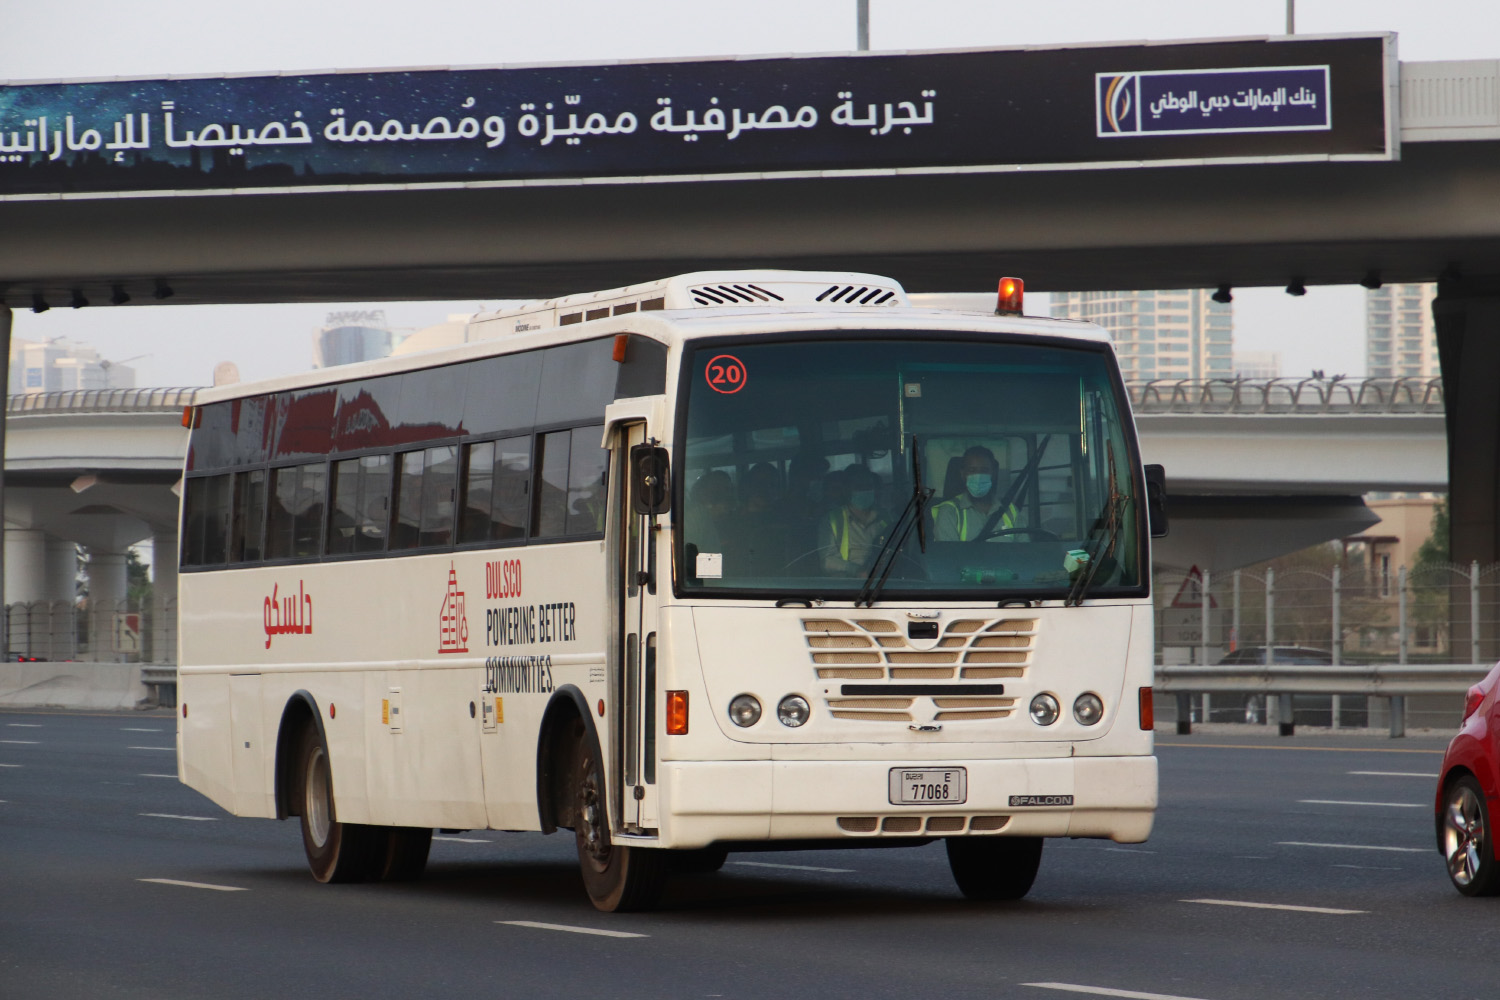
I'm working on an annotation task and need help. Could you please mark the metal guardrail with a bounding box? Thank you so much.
[1156,661,1490,738]
[140,666,177,707]
[1126,376,1444,415]
[7,387,201,414]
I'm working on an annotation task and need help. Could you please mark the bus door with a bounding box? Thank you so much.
[614,421,663,834]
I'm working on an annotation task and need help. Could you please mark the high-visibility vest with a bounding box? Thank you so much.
[828,508,887,561]
[932,499,1016,541]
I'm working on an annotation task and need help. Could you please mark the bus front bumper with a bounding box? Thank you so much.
[655,754,1157,849]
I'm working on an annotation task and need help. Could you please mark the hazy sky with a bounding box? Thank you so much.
[4,1,1497,387]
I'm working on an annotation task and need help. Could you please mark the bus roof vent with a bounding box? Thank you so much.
[816,285,900,306]
[688,283,787,306]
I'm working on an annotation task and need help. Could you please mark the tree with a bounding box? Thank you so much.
[1414,495,1450,571]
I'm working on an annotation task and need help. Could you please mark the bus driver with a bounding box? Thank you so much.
[932,446,1020,542]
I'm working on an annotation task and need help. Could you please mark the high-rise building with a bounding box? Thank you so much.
[1049,289,1234,381]
[8,337,136,394]
[1365,283,1439,378]
[312,310,407,368]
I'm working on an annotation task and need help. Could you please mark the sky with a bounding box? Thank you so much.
[3,0,1498,387]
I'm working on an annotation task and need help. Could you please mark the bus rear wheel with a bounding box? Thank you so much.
[297,725,377,883]
[573,733,667,912]
[373,826,433,881]
[945,836,1044,900]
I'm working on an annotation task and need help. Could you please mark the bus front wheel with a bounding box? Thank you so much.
[572,732,668,912]
[945,836,1044,900]
[297,725,377,883]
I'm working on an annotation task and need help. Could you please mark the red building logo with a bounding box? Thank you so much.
[439,562,469,654]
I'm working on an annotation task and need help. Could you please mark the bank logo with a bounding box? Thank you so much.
[1098,74,1138,134]
[439,562,469,654]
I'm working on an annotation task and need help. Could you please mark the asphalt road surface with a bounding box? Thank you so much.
[0,709,1481,1000]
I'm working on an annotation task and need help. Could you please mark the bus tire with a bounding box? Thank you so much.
[945,836,1044,900]
[671,846,729,874]
[373,827,433,882]
[297,724,377,883]
[572,730,668,912]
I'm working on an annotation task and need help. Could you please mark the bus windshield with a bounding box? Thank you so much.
[678,336,1143,600]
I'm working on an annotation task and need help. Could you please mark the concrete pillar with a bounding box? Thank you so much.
[86,547,128,661]
[4,527,49,605]
[0,303,11,659]
[152,530,178,665]
[1433,276,1500,659]
[44,536,75,603]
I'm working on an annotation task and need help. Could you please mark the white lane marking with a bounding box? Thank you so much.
[0,763,21,768]
[496,920,646,939]
[128,746,175,751]
[6,723,42,728]
[433,835,490,843]
[139,878,246,892]
[1298,799,1424,808]
[139,813,217,822]
[0,740,38,745]
[1348,771,1435,778]
[140,773,177,779]
[1023,984,1214,1000]
[727,860,855,873]
[1183,897,1365,915]
[1279,841,1428,853]
[122,727,163,733]
[1333,864,1402,871]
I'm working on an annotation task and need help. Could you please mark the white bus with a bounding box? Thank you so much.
[176,270,1164,911]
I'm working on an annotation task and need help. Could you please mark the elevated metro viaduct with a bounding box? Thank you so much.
[0,40,1497,637]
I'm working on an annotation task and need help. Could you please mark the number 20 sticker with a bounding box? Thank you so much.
[705,354,747,394]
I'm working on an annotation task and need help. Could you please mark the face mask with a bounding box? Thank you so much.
[966,474,993,498]
[850,490,876,511]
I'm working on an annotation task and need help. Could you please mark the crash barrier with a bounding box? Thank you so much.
[1155,661,1489,738]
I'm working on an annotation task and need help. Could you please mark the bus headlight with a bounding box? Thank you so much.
[728,694,762,727]
[777,695,811,727]
[1029,693,1060,726]
[1073,693,1104,726]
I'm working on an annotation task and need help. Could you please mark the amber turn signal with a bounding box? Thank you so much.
[666,690,689,735]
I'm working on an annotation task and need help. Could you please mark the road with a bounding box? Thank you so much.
[0,709,1479,1000]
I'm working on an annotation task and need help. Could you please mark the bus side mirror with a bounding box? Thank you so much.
[1144,464,1168,538]
[631,445,672,515]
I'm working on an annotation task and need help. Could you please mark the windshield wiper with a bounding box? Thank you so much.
[856,435,934,608]
[1065,441,1131,607]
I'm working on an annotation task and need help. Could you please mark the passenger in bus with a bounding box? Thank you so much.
[932,446,1021,542]
[819,465,889,575]
[687,469,736,557]
[737,462,787,575]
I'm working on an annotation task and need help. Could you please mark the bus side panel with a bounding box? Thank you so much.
[228,673,274,817]
[179,672,235,814]
[363,666,487,830]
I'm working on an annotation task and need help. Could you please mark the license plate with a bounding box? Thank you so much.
[889,767,967,805]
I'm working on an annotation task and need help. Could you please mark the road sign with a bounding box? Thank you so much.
[1171,566,1218,609]
[113,612,141,654]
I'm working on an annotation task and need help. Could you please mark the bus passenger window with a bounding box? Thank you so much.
[390,450,425,550]
[182,474,231,567]
[267,463,327,560]
[328,458,361,555]
[231,469,266,563]
[491,437,530,541]
[420,445,458,547]
[532,431,571,538]
[566,426,607,536]
[354,455,391,553]
[459,441,495,543]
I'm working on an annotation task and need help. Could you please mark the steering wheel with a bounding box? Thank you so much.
[972,526,1062,544]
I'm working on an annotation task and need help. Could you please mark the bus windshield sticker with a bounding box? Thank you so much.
[704,354,747,394]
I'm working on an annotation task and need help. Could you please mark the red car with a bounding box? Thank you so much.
[1438,662,1500,895]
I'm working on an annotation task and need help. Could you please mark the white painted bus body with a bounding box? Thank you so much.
[178,277,1157,850]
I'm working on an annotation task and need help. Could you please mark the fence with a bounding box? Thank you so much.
[5,598,176,665]
[1154,560,1500,733]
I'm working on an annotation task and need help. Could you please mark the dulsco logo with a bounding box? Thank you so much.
[439,562,469,654]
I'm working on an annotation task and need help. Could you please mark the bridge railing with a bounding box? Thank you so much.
[7,387,201,414]
[1127,376,1445,415]
[1154,560,1500,737]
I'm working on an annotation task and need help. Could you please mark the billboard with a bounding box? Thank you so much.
[0,34,1392,199]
